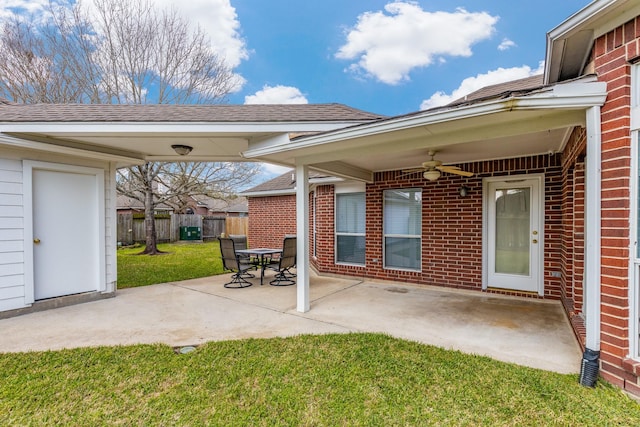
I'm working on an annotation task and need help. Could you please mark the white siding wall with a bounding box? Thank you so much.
[0,158,26,311]
[0,146,115,313]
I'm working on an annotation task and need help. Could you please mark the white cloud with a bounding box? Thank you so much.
[151,0,248,68]
[498,38,516,51]
[336,2,498,85]
[0,0,58,22]
[244,85,308,104]
[1,0,249,73]
[419,63,544,110]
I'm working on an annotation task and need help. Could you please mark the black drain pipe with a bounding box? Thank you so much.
[579,348,600,387]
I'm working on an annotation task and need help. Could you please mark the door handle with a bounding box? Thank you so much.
[33,238,41,244]
[532,239,538,244]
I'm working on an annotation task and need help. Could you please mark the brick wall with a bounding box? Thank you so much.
[247,195,296,248]
[560,127,587,347]
[313,154,563,298]
[593,16,638,393]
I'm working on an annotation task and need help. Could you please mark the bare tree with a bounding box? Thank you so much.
[117,162,260,254]
[0,0,258,254]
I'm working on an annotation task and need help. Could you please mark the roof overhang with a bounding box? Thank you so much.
[242,79,608,182]
[0,121,367,166]
[545,0,640,84]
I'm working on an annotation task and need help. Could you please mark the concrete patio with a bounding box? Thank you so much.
[0,270,583,374]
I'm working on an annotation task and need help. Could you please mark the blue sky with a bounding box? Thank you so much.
[1,0,591,180]
[229,0,590,115]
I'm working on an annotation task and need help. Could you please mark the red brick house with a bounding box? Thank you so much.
[239,0,640,397]
[3,0,640,399]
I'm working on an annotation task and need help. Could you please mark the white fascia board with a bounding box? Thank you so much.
[0,120,371,134]
[242,177,344,197]
[515,81,608,109]
[544,0,638,83]
[243,81,608,158]
[0,133,144,164]
[243,189,296,197]
[547,0,618,41]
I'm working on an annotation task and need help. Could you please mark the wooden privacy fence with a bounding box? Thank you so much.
[117,213,248,245]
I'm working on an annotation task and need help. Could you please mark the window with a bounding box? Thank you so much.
[383,188,421,270]
[335,192,365,265]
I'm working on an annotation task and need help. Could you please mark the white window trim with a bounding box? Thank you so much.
[382,188,422,272]
[334,192,366,266]
[631,130,640,360]
[630,63,640,360]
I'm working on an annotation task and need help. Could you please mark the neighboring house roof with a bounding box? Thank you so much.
[117,193,248,214]
[242,170,334,196]
[0,103,385,123]
[193,195,248,214]
[116,195,172,211]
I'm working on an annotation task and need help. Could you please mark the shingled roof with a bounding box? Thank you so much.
[243,170,331,194]
[0,103,385,123]
[448,74,545,106]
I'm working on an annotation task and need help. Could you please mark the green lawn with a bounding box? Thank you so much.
[1,333,638,425]
[117,241,225,288]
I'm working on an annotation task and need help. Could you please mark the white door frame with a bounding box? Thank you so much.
[482,174,545,296]
[23,160,106,304]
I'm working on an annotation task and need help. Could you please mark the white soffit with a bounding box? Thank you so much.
[545,0,640,84]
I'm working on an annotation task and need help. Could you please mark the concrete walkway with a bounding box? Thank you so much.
[0,270,582,374]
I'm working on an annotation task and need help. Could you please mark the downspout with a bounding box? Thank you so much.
[296,163,310,312]
[580,105,602,387]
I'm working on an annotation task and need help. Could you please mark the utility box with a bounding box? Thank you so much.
[179,226,201,241]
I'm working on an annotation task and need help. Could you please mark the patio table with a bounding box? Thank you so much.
[235,248,282,285]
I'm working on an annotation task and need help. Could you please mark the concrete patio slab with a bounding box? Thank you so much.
[0,270,582,374]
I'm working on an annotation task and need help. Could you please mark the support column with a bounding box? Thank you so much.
[296,164,310,312]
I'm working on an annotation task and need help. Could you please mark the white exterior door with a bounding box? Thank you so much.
[24,162,105,301]
[484,176,544,295]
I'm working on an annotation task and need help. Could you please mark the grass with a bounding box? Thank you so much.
[1,333,638,426]
[117,241,225,288]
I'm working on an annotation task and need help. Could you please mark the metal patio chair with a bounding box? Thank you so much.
[219,237,254,288]
[229,234,257,276]
[269,236,296,286]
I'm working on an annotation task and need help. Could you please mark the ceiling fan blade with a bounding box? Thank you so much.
[400,168,425,174]
[437,166,474,177]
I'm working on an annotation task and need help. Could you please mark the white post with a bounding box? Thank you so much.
[296,164,310,312]
[585,105,602,352]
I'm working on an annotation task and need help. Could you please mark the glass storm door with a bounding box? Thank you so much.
[486,178,542,294]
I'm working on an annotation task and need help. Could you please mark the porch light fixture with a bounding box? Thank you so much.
[423,170,440,181]
[171,144,193,156]
[459,185,470,198]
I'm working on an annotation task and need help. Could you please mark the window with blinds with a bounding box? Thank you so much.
[335,192,365,265]
[383,188,422,270]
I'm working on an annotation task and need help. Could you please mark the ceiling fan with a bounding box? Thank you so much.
[401,151,474,181]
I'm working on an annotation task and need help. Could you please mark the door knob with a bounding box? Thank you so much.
[532,239,538,244]
[33,238,41,244]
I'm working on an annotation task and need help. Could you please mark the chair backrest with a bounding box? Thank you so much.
[229,234,248,250]
[219,237,240,271]
[279,236,296,270]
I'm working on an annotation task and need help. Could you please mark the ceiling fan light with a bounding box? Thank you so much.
[423,170,440,181]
